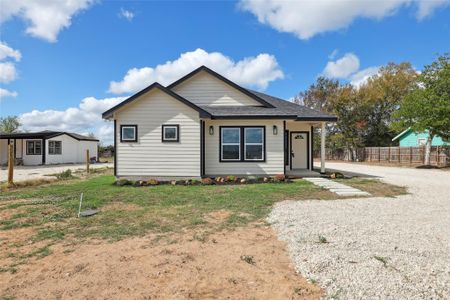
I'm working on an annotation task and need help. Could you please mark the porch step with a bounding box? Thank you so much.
[304,177,371,197]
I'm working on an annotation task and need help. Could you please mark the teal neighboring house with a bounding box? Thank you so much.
[392,128,449,147]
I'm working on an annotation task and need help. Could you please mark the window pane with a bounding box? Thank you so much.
[27,142,34,154]
[245,128,263,143]
[122,127,135,140]
[222,145,240,160]
[246,145,263,160]
[35,141,42,154]
[55,142,61,154]
[222,128,240,143]
[164,127,177,139]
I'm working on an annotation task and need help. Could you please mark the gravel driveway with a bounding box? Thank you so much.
[0,163,113,182]
[269,162,450,299]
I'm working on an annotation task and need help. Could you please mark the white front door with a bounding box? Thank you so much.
[291,132,308,169]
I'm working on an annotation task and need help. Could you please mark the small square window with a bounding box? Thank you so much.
[162,125,179,142]
[120,125,137,142]
[26,140,42,155]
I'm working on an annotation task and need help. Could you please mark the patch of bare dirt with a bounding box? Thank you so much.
[204,209,232,224]
[1,224,322,299]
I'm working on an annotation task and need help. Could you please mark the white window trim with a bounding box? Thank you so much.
[26,140,42,155]
[162,125,179,142]
[417,138,426,146]
[48,140,62,155]
[221,127,241,161]
[121,125,137,142]
[244,128,264,161]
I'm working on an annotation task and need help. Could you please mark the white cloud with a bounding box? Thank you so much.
[119,8,134,21]
[0,0,93,42]
[108,48,284,94]
[0,41,21,61]
[350,66,381,87]
[239,0,450,40]
[328,49,339,60]
[322,53,380,86]
[0,62,17,83]
[417,0,450,19]
[0,88,18,99]
[323,53,360,78]
[19,96,126,145]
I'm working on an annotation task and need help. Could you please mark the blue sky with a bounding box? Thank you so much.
[0,0,449,144]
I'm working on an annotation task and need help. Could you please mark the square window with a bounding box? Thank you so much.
[162,125,179,142]
[26,140,42,155]
[120,125,137,142]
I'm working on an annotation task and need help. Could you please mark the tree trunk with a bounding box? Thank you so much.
[424,134,433,166]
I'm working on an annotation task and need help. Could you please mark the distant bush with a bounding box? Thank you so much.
[55,169,74,180]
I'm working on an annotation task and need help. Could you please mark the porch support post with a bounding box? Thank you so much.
[320,122,326,174]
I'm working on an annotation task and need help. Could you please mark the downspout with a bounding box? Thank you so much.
[42,138,46,165]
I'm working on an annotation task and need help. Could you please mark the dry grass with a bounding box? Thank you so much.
[335,178,408,197]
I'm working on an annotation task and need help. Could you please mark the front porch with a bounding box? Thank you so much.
[284,120,327,175]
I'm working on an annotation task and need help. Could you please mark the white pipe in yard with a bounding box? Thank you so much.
[78,193,83,218]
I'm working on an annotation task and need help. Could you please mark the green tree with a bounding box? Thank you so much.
[293,76,340,113]
[0,116,21,133]
[360,62,418,146]
[393,54,450,165]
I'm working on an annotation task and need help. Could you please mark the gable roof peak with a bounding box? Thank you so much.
[167,65,275,108]
[102,81,211,119]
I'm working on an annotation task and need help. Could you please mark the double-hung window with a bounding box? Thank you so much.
[221,127,241,161]
[220,126,265,162]
[49,141,62,155]
[244,127,264,161]
[26,140,42,155]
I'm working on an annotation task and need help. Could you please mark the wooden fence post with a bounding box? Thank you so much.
[398,147,401,164]
[388,147,391,163]
[8,142,14,187]
[86,149,90,174]
[410,147,413,164]
[378,147,381,163]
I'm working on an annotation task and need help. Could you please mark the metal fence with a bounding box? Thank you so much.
[314,146,449,166]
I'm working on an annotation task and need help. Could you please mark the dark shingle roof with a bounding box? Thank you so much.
[199,90,337,121]
[0,131,99,141]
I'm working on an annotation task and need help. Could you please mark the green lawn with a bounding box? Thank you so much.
[0,173,338,242]
[0,171,407,243]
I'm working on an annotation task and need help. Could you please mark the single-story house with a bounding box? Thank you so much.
[392,128,449,147]
[102,66,337,179]
[0,131,99,166]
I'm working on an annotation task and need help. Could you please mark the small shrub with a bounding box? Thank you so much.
[175,180,185,185]
[263,177,271,183]
[184,179,192,185]
[201,178,214,185]
[147,179,159,186]
[170,180,177,185]
[191,179,201,185]
[246,176,257,183]
[274,174,286,182]
[114,179,132,186]
[317,235,328,244]
[225,175,236,182]
[240,255,255,265]
[240,178,247,184]
[55,169,74,180]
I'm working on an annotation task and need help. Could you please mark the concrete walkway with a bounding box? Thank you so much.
[304,177,370,196]
[0,163,113,182]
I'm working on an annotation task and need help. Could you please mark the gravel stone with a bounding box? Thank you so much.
[269,162,450,299]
